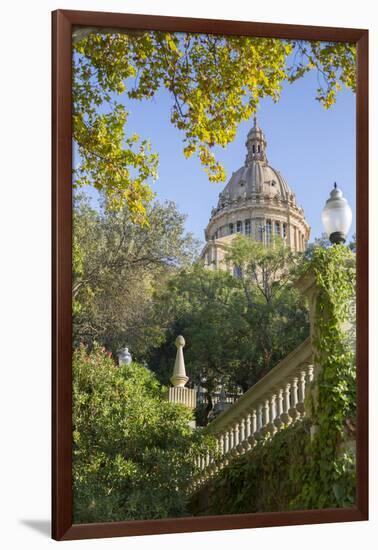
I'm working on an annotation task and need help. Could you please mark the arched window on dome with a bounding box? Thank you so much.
[245,219,251,236]
[236,220,242,233]
[275,221,281,237]
[257,144,261,153]
[229,223,234,235]
[252,144,255,154]
[282,223,287,239]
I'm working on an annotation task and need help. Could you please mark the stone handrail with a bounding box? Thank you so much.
[194,337,314,487]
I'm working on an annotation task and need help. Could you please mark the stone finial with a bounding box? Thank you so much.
[170,335,189,387]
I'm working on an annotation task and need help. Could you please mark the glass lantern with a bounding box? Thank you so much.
[321,183,352,244]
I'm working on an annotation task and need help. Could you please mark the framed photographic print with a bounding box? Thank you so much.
[52,9,368,541]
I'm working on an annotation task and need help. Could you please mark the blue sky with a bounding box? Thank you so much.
[76,46,356,246]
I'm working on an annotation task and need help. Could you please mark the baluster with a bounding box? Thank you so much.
[268,393,277,434]
[245,413,251,438]
[215,436,220,468]
[239,417,246,447]
[210,440,218,470]
[296,369,306,414]
[255,403,263,439]
[261,397,270,436]
[274,387,283,429]
[240,417,246,442]
[243,414,251,451]
[289,376,299,421]
[205,451,210,468]
[234,421,240,451]
[220,432,227,466]
[304,364,315,418]
[252,408,257,435]
[229,426,234,452]
[306,364,314,385]
[248,409,258,445]
[214,437,220,472]
[224,431,229,455]
[281,382,291,424]
[218,435,224,459]
[208,451,215,475]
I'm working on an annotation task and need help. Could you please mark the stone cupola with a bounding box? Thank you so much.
[245,116,267,164]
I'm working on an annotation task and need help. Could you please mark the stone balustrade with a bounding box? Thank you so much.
[194,337,314,488]
[168,386,197,409]
[192,259,355,490]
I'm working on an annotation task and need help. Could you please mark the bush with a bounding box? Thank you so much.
[73,344,213,522]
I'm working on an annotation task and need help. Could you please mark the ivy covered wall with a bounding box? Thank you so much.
[190,245,356,515]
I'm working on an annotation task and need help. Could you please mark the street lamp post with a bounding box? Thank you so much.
[321,183,353,245]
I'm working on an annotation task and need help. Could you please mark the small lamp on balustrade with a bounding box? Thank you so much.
[118,347,132,367]
[321,182,353,245]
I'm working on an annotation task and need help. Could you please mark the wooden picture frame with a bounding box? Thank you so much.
[52,9,368,541]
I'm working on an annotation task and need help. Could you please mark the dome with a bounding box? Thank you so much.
[218,163,293,207]
[202,117,310,266]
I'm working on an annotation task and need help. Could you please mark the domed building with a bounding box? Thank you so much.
[201,118,310,270]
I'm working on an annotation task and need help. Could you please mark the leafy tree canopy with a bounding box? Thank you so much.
[73,30,356,222]
[73,193,199,355]
[149,236,309,421]
[73,344,213,522]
